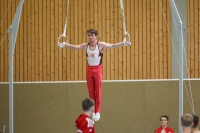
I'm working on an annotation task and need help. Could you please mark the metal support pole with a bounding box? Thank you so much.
[178,23,184,133]
[8,1,24,133]
[169,0,184,132]
[8,26,14,133]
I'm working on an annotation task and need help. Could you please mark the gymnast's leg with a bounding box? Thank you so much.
[93,65,102,121]
[86,67,96,103]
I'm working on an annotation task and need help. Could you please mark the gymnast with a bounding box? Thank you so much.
[58,29,131,121]
[58,0,130,122]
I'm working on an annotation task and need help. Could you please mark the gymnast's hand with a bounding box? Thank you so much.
[124,41,131,46]
[58,42,66,48]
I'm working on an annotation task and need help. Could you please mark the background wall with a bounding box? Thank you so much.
[1,1,200,133]
[187,0,200,78]
[0,80,199,133]
[0,0,172,81]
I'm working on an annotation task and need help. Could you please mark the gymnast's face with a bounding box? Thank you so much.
[88,33,97,42]
[160,117,168,126]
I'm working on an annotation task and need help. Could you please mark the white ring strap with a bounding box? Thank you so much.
[58,0,70,47]
[119,0,131,46]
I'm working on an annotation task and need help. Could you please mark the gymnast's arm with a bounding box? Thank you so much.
[98,41,131,48]
[98,42,123,48]
[63,43,87,50]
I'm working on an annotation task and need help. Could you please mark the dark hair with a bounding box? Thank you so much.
[181,113,194,127]
[160,115,169,121]
[192,114,199,128]
[82,98,94,111]
[87,29,98,36]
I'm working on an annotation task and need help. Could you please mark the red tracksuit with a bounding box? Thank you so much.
[76,114,95,133]
[154,126,174,133]
[86,42,103,113]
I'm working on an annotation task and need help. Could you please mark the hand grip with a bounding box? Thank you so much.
[123,32,131,46]
[58,34,68,48]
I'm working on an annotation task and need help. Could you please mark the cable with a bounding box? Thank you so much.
[1,1,36,133]
[2,79,8,133]
[185,36,200,114]
[158,0,180,69]
[0,1,14,133]
[183,36,195,114]
[0,0,12,27]
[158,0,195,114]
[0,32,9,46]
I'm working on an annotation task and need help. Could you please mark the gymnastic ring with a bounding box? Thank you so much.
[58,34,68,48]
[123,32,131,46]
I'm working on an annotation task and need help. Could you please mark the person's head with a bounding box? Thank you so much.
[192,114,199,128]
[87,29,98,42]
[181,113,194,128]
[160,115,169,127]
[82,98,95,116]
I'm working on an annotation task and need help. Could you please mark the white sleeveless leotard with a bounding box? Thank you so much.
[86,42,103,66]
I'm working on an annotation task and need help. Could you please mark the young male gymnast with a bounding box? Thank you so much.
[191,114,200,133]
[154,115,174,133]
[181,113,194,133]
[59,29,131,121]
[76,98,95,133]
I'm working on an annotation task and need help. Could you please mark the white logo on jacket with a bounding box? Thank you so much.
[86,118,94,127]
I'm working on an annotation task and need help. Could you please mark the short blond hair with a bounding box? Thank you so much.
[181,113,194,127]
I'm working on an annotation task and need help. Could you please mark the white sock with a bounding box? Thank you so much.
[92,113,96,121]
[95,112,100,121]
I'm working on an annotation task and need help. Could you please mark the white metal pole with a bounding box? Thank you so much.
[8,1,24,133]
[9,26,14,133]
[169,0,184,132]
[179,23,184,133]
